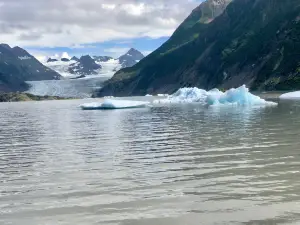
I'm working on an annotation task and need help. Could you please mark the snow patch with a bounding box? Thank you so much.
[18,56,31,60]
[154,85,277,106]
[279,91,300,99]
[95,58,121,77]
[80,99,149,110]
[45,60,78,77]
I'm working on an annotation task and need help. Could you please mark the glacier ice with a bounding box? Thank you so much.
[157,94,169,97]
[206,85,277,106]
[279,91,300,99]
[155,87,208,103]
[154,85,277,106]
[80,99,150,110]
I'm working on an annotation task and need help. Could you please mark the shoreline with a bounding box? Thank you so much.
[0,92,76,102]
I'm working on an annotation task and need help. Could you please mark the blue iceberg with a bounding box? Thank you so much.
[154,85,277,106]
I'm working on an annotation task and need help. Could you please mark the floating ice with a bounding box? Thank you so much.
[206,85,277,106]
[154,85,277,106]
[80,99,149,110]
[279,91,300,99]
[157,94,169,97]
[155,87,207,103]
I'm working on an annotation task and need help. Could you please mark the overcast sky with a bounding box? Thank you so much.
[0,0,202,58]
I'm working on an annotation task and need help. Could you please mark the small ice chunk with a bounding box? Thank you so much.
[145,94,153,97]
[80,99,149,110]
[279,91,300,99]
[18,56,31,60]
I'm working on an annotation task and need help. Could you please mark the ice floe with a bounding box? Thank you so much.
[157,94,169,97]
[154,85,277,106]
[279,91,300,99]
[80,99,149,110]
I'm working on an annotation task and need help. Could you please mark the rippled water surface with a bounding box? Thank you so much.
[1,98,300,225]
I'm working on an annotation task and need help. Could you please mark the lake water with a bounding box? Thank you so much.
[1,97,300,225]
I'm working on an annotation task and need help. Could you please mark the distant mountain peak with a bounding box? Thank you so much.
[67,54,101,75]
[0,43,11,49]
[126,48,144,57]
[12,46,31,56]
[0,44,62,92]
[118,48,144,68]
[71,56,79,61]
[80,55,93,61]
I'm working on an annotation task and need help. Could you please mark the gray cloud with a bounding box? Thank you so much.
[19,32,43,41]
[0,0,201,47]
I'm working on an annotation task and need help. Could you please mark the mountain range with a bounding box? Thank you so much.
[96,0,300,97]
[45,48,144,78]
[0,47,144,92]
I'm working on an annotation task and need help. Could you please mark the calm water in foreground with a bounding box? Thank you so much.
[1,96,300,225]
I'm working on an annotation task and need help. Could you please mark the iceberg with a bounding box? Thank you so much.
[155,87,208,104]
[206,85,277,106]
[80,99,149,110]
[279,91,300,99]
[154,85,277,106]
[157,94,169,97]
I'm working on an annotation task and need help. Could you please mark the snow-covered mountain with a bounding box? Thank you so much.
[43,48,144,79]
[119,48,144,68]
[0,44,61,92]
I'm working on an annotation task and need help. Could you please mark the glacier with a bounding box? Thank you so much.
[80,99,150,110]
[26,77,108,98]
[27,57,121,98]
[154,85,277,106]
[279,91,300,99]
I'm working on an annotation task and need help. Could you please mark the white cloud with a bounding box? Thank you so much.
[69,44,97,49]
[121,3,146,16]
[0,0,200,48]
[104,47,130,57]
[61,52,71,59]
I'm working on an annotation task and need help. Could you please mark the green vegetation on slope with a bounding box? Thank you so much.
[0,92,71,102]
[107,0,231,84]
[96,0,300,97]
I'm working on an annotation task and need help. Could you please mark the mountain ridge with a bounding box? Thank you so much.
[96,0,300,97]
[0,44,62,92]
[44,48,144,77]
